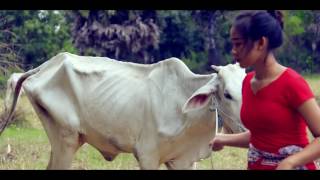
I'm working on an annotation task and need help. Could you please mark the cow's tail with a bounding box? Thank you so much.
[0,67,41,136]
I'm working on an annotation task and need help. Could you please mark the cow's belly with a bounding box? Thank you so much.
[80,115,144,152]
[80,91,153,152]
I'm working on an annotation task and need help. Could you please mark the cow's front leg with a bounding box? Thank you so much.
[134,139,160,169]
[165,157,196,170]
[137,152,159,170]
[136,152,160,170]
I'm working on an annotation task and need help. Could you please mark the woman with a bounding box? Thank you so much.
[210,10,320,170]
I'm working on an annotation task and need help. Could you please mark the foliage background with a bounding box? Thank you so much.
[1,10,319,77]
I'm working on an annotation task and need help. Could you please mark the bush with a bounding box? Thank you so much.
[182,51,208,73]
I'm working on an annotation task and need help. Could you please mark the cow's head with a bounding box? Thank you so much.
[182,63,246,133]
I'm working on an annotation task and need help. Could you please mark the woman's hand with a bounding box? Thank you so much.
[209,135,225,151]
[276,158,296,170]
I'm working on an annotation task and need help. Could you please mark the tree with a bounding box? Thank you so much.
[0,10,77,70]
[305,10,320,72]
[191,10,221,68]
[279,10,319,73]
[155,11,207,72]
[68,10,160,64]
[0,11,24,75]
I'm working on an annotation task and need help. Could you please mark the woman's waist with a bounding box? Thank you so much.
[250,135,309,153]
[248,143,311,170]
[248,143,305,159]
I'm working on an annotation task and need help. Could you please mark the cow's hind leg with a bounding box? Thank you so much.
[29,98,83,169]
[46,128,83,170]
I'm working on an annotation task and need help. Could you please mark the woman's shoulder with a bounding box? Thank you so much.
[282,67,312,94]
[282,68,314,108]
[283,67,306,82]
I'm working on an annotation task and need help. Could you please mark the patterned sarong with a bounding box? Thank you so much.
[247,143,315,170]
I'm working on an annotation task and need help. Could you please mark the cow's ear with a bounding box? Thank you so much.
[182,76,218,113]
[211,65,221,73]
[182,92,213,113]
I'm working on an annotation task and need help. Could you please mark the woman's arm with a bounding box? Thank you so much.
[277,98,320,170]
[210,130,251,150]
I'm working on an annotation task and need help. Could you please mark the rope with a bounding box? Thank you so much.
[208,95,245,169]
[209,95,220,169]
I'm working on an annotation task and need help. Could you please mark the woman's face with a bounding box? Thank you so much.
[230,27,263,68]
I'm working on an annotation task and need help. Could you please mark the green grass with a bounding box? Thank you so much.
[0,96,247,170]
[0,126,140,170]
[0,126,247,170]
[304,74,320,103]
[0,74,319,170]
[0,127,50,169]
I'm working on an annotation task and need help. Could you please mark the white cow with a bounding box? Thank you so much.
[1,52,246,169]
[4,72,25,112]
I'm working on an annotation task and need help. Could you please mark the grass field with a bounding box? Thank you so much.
[0,126,248,170]
[0,74,319,170]
[0,96,248,170]
[304,74,320,103]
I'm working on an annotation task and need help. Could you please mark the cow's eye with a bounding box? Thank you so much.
[224,92,233,100]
